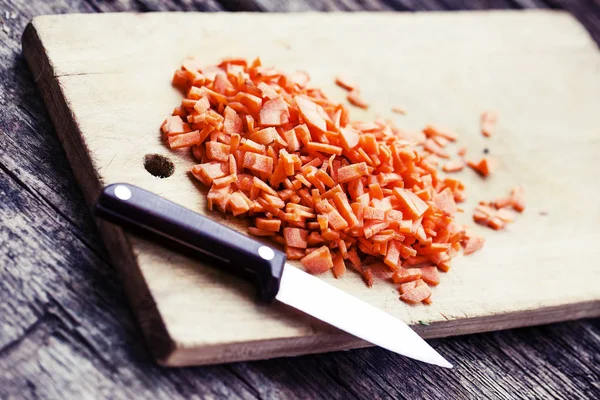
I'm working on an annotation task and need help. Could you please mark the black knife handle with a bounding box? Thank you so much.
[94,183,286,302]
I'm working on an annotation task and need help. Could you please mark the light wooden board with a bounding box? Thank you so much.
[22,11,600,366]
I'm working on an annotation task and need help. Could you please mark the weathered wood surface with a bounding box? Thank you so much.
[1,0,599,399]
[21,10,600,368]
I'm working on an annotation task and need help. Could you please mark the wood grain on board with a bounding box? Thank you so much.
[22,11,600,366]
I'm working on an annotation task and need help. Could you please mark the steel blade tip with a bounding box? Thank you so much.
[277,265,454,368]
[429,353,453,369]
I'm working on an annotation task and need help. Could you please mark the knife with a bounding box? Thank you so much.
[94,183,452,368]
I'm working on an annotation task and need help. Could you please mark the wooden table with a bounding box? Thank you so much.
[1,1,598,398]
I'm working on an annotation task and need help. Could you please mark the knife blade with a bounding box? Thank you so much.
[95,183,452,368]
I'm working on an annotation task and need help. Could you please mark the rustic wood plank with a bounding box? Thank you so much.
[0,0,599,399]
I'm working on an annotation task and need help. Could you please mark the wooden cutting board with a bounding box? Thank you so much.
[22,11,600,367]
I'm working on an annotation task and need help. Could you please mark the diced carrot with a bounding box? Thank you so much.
[295,96,327,133]
[392,268,422,284]
[235,92,262,113]
[363,269,374,287]
[213,174,237,189]
[442,159,465,173]
[306,142,343,156]
[419,266,440,286]
[243,152,274,175]
[294,124,312,146]
[339,127,360,150]
[510,186,526,212]
[364,220,390,239]
[284,129,301,152]
[206,141,230,162]
[493,196,512,209]
[496,208,514,223]
[424,139,450,159]
[249,127,279,145]
[400,284,432,304]
[347,90,369,109]
[384,240,401,270]
[463,235,485,255]
[162,57,519,307]
[301,246,334,274]
[481,111,497,137]
[393,188,430,218]
[284,227,308,249]
[255,217,281,232]
[248,227,275,236]
[337,162,369,183]
[229,191,251,216]
[162,115,191,136]
[398,281,417,294]
[391,107,406,115]
[259,96,290,127]
[468,157,492,177]
[332,253,347,278]
[433,188,457,215]
[364,206,385,221]
[335,75,356,91]
[332,192,359,228]
[191,162,228,186]
[286,246,305,260]
[423,125,458,141]
[168,130,201,149]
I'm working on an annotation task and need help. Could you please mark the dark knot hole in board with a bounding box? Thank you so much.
[144,154,175,178]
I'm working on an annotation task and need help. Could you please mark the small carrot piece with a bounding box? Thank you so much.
[442,159,465,173]
[400,284,432,304]
[339,128,360,150]
[347,90,369,109]
[335,75,356,91]
[332,253,347,278]
[249,127,279,145]
[392,268,422,284]
[423,125,458,141]
[301,245,334,274]
[284,227,309,249]
[259,96,290,127]
[162,116,191,136]
[419,266,440,286]
[510,186,526,212]
[248,227,275,236]
[467,157,492,177]
[481,111,497,137]
[243,152,274,175]
[229,191,251,216]
[391,107,407,115]
[168,130,201,149]
[306,142,343,156]
[393,188,430,218]
[398,281,417,295]
[295,96,327,133]
[463,235,485,255]
[337,162,369,183]
[286,246,305,260]
[255,217,282,232]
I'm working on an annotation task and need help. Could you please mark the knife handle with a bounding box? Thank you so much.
[94,183,286,302]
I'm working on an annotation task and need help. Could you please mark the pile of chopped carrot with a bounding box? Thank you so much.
[161,57,523,306]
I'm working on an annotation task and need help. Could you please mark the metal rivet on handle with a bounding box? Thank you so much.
[258,245,275,261]
[114,185,132,201]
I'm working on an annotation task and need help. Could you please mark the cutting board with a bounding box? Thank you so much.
[22,11,600,366]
